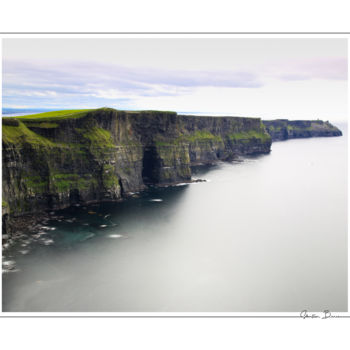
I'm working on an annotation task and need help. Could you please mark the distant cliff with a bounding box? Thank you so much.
[2,108,271,236]
[263,119,342,141]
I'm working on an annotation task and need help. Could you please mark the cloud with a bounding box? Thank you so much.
[2,60,263,108]
[277,57,347,81]
[3,55,346,113]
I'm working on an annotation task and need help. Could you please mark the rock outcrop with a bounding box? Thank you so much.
[263,119,342,141]
[2,108,271,237]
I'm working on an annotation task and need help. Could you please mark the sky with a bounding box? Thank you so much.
[2,38,348,121]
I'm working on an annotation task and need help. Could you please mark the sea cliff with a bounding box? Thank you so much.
[2,108,271,237]
[263,119,342,141]
[2,109,343,239]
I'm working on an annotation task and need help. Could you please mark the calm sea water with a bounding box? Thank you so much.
[2,124,348,312]
[2,109,58,117]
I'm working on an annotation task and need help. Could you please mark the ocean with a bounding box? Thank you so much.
[2,123,347,312]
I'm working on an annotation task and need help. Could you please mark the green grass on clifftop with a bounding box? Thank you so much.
[13,109,93,123]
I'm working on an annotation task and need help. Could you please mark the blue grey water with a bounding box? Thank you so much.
[2,123,348,312]
[2,108,59,117]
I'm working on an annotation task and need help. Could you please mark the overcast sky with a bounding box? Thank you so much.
[2,38,348,121]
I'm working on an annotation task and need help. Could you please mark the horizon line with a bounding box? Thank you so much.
[1,107,348,123]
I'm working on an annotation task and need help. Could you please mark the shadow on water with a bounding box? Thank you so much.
[2,184,192,311]
[191,152,272,177]
[2,184,190,264]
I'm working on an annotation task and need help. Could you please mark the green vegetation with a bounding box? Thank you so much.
[26,122,59,128]
[52,173,79,192]
[156,143,191,168]
[155,130,223,147]
[154,140,176,147]
[74,126,116,160]
[22,172,100,196]
[16,109,92,121]
[226,129,271,143]
[180,130,223,143]
[126,110,177,116]
[2,120,57,146]
[155,128,271,147]
[266,125,278,132]
[25,175,48,193]
[3,114,116,153]
[102,164,120,190]
[51,173,95,192]
[81,127,115,148]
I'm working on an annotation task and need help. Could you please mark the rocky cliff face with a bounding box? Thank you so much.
[263,119,342,141]
[2,108,271,236]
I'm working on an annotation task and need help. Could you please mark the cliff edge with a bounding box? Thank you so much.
[2,108,271,236]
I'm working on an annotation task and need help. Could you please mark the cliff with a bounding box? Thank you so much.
[2,108,271,236]
[263,119,342,141]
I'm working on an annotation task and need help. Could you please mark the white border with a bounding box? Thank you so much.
[0,33,349,319]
